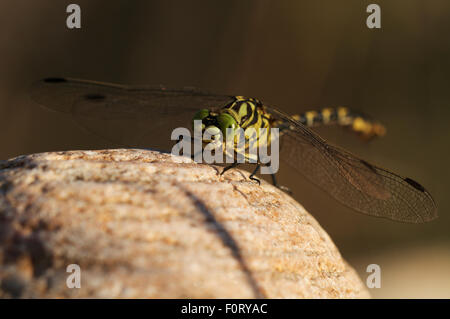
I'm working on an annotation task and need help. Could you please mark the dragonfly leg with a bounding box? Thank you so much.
[264,162,292,194]
[270,173,292,194]
[249,164,261,185]
[221,162,240,176]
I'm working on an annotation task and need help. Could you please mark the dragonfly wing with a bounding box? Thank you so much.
[30,78,234,149]
[267,106,437,223]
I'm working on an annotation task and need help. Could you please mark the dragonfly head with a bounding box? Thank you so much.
[192,109,238,143]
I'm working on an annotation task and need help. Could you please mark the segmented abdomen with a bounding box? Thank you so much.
[293,107,386,140]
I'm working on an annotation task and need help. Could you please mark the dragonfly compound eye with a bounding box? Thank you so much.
[217,113,237,137]
[193,109,210,121]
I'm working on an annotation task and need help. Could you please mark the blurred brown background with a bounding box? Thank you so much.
[0,0,449,298]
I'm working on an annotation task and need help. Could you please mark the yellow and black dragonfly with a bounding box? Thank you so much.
[30,77,437,223]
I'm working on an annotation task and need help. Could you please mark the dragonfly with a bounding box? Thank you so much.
[30,77,437,223]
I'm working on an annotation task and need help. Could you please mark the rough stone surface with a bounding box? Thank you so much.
[0,149,370,298]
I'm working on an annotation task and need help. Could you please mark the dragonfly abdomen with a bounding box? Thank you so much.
[293,107,386,140]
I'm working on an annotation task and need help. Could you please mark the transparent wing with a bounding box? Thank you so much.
[267,106,437,223]
[30,78,234,149]
[30,78,437,222]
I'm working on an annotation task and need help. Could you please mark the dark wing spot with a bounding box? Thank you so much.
[84,93,106,101]
[404,177,425,192]
[43,77,67,83]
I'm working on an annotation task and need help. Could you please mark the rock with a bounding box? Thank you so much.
[0,149,370,298]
